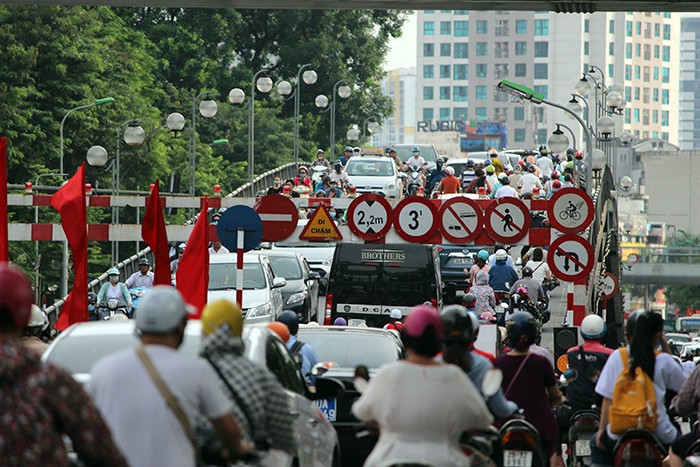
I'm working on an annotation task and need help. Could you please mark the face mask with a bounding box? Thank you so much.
[88,304,95,311]
[274,181,280,186]
[298,173,306,178]
[110,276,119,284]
[329,212,336,218]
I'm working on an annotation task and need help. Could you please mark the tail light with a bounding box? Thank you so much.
[431,298,438,308]
[621,440,657,463]
[324,294,333,325]
[573,415,599,433]
[501,431,537,451]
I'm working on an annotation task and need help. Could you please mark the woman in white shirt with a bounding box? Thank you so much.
[524,247,552,284]
[352,306,493,467]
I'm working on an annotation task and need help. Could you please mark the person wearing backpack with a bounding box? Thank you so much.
[276,311,318,388]
[590,311,686,466]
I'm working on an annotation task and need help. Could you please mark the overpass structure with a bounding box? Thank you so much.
[622,246,700,286]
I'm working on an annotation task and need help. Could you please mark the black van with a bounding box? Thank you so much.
[326,243,443,328]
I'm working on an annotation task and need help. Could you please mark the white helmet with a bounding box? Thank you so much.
[445,166,455,176]
[495,249,508,260]
[581,314,606,340]
[390,309,403,320]
[27,305,46,328]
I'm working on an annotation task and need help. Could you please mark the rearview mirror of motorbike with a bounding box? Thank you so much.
[353,365,370,394]
[482,368,503,397]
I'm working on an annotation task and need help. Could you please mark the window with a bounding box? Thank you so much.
[635,21,641,35]
[625,43,632,59]
[584,19,590,33]
[654,45,660,58]
[625,86,631,101]
[663,24,671,40]
[423,43,434,57]
[515,63,527,77]
[643,109,650,124]
[476,42,488,56]
[662,132,669,141]
[453,86,468,102]
[609,19,615,33]
[634,66,640,80]
[440,65,451,78]
[534,63,548,79]
[424,10,434,13]
[644,22,651,38]
[584,41,589,55]
[655,23,660,37]
[423,86,434,100]
[423,65,434,78]
[537,129,548,145]
[516,19,527,33]
[454,43,468,58]
[514,128,526,142]
[515,41,527,55]
[514,107,525,121]
[476,20,488,34]
[535,19,549,35]
[664,12,671,18]
[495,20,509,36]
[453,107,468,119]
[534,41,548,57]
[625,65,632,81]
[423,21,435,35]
[643,87,650,103]
[440,21,451,34]
[662,89,669,104]
[634,87,640,100]
[608,64,614,79]
[454,20,469,36]
[454,10,468,15]
[494,63,509,79]
[644,44,651,60]
[634,43,641,57]
[634,108,640,123]
[475,85,487,100]
[494,107,508,120]
[454,64,468,80]
[626,21,632,37]
[661,110,669,126]
[494,42,509,58]
[608,42,614,55]
[440,43,451,56]
[662,67,669,83]
[534,85,548,99]
[653,67,659,80]
[475,107,488,119]
[653,88,659,102]
[625,108,631,124]
[440,86,450,100]
[643,66,650,82]
[476,64,487,77]
[662,45,670,61]
[423,108,434,120]
[653,109,658,123]
[440,108,450,121]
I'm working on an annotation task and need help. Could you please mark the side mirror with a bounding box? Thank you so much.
[481,368,503,397]
[308,377,345,401]
[272,277,287,288]
[259,242,272,249]
[308,271,321,280]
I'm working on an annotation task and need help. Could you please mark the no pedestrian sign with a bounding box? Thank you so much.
[347,194,392,241]
[484,198,530,244]
[547,188,594,234]
[547,235,594,282]
[299,205,343,242]
[392,196,439,243]
[438,197,484,244]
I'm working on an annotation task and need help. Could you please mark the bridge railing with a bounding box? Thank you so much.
[635,246,700,264]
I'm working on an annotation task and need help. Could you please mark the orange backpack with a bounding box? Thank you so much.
[608,347,657,435]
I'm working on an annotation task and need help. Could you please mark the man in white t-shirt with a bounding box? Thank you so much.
[494,176,518,199]
[209,240,230,255]
[518,166,542,196]
[125,258,155,289]
[87,287,252,467]
[535,154,554,178]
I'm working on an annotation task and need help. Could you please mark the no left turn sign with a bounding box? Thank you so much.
[484,198,530,244]
[347,194,393,241]
[547,234,595,282]
[438,197,484,244]
[392,196,439,243]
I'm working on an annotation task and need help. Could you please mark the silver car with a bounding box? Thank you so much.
[345,155,402,199]
[42,320,342,467]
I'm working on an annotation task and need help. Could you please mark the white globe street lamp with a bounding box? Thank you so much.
[277,80,293,97]
[346,128,359,141]
[548,125,570,155]
[606,91,623,110]
[619,131,633,145]
[166,112,186,133]
[256,76,273,93]
[123,125,146,147]
[567,96,583,120]
[619,176,633,191]
[302,70,318,85]
[597,115,615,139]
[228,88,245,105]
[338,85,352,99]
[86,145,109,167]
[315,94,329,109]
[367,121,380,134]
[592,149,606,171]
[575,76,592,97]
[199,99,218,118]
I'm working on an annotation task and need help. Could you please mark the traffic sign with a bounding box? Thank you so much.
[438,197,484,244]
[254,194,299,242]
[217,205,263,252]
[392,196,439,243]
[347,194,392,241]
[547,188,594,234]
[299,205,343,241]
[484,198,530,244]
[547,235,595,282]
[597,272,619,299]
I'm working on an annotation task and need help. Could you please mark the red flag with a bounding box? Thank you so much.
[176,199,210,317]
[50,164,88,330]
[142,180,171,285]
[0,137,8,263]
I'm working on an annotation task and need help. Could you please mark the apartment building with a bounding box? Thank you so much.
[374,67,417,147]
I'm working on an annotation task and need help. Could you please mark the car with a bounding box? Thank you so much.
[261,250,321,323]
[438,245,489,302]
[344,155,402,199]
[297,325,406,467]
[42,320,344,467]
[392,143,441,171]
[208,252,286,323]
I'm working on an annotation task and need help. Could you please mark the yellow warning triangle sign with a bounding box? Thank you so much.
[299,205,343,241]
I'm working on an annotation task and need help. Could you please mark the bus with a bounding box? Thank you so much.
[647,222,675,246]
[677,315,700,334]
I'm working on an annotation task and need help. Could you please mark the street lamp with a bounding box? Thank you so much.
[346,127,359,141]
[361,117,381,146]
[249,71,273,183]
[293,64,318,162]
[567,95,583,119]
[548,125,570,155]
[619,176,633,191]
[315,94,329,110]
[190,91,218,196]
[554,122,577,152]
[597,115,615,140]
[329,80,352,159]
[619,131,633,145]
[574,75,592,97]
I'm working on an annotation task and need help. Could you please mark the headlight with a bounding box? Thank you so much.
[107,299,119,309]
[248,302,273,318]
[287,291,308,305]
[132,289,145,297]
[383,182,396,190]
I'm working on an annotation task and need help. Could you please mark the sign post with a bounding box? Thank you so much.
[547,188,594,234]
[547,235,595,283]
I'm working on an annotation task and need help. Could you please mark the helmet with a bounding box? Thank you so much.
[581,314,606,340]
[480,311,497,324]
[403,305,442,338]
[178,243,186,252]
[466,160,475,168]
[521,267,533,277]
[389,309,403,320]
[566,161,575,170]
[316,149,325,155]
[495,249,508,260]
[88,292,97,303]
[441,305,474,344]
[201,299,243,337]
[334,161,343,168]
[444,166,454,176]
[551,170,559,179]
[0,264,34,327]
[468,312,480,335]
[484,159,492,167]
[334,317,348,326]
[436,159,444,168]
[136,286,190,333]
[566,148,575,155]
[552,180,562,189]
[353,147,361,152]
[515,286,529,297]
[107,267,119,276]
[626,309,647,339]
[267,322,290,343]
[138,258,150,266]
[277,310,299,335]
[506,312,538,348]
[499,173,509,182]
[344,146,353,152]
[575,151,584,159]
[485,165,495,174]
[462,293,477,306]
[110,313,129,322]
[477,250,489,261]
[298,165,308,173]
[28,305,45,328]
[412,145,421,153]
[539,144,548,154]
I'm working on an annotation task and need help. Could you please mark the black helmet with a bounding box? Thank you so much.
[436,159,444,168]
[277,310,299,335]
[539,144,548,154]
[88,292,97,303]
[506,312,538,348]
[441,305,474,344]
[466,160,475,168]
[462,293,477,306]
[521,267,533,278]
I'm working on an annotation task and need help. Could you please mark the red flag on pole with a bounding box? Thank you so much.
[50,163,88,330]
[0,137,8,263]
[142,180,171,285]
[176,199,210,318]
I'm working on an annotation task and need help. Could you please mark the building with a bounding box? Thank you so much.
[373,67,417,147]
[679,16,700,150]
[415,11,680,150]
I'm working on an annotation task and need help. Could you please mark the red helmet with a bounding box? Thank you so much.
[0,265,34,328]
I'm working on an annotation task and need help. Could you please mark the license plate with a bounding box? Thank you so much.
[504,450,533,467]
[575,439,592,457]
[451,258,471,264]
[349,319,366,327]
[315,398,336,422]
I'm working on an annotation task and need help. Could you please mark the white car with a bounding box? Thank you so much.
[208,252,286,323]
[42,320,343,467]
[345,155,402,199]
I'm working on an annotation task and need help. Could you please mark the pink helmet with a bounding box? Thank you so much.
[480,311,497,324]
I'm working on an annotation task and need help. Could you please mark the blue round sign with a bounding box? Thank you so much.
[216,206,263,252]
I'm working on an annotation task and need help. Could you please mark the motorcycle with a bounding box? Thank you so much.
[613,429,666,466]
[97,298,131,320]
[404,166,423,197]
[499,415,547,467]
[129,287,149,317]
[566,408,599,466]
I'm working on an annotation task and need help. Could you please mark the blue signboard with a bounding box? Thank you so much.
[216,206,263,252]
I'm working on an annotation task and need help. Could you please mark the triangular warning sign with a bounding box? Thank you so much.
[299,205,343,241]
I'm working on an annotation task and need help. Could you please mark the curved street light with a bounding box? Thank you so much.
[294,64,318,162]
[329,80,352,158]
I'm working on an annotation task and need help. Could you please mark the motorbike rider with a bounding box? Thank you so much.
[96,267,132,316]
[276,311,318,388]
[125,258,154,289]
[22,305,49,357]
[383,309,404,331]
[488,247,517,272]
[462,293,479,315]
[403,145,427,188]
[489,149,505,175]
[488,249,519,296]
[438,166,461,194]
[471,271,497,317]
[427,159,447,192]
[467,249,491,286]
[311,149,330,168]
[508,267,546,305]
[441,305,518,418]
[88,292,98,321]
[339,146,353,166]
[329,161,350,188]
[293,166,312,187]
[461,159,477,189]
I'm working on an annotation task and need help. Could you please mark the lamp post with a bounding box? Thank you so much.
[548,124,571,155]
[190,91,218,196]
[329,80,352,159]
[293,64,318,163]
[249,71,273,184]
[361,116,381,146]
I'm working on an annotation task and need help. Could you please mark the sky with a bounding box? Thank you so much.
[385,12,417,70]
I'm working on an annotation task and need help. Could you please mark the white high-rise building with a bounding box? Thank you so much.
[679,16,700,150]
[374,67,417,147]
[415,10,680,150]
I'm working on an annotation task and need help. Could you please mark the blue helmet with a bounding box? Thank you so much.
[107,267,119,276]
[412,145,421,153]
[276,310,299,335]
[477,250,489,261]
[506,312,538,348]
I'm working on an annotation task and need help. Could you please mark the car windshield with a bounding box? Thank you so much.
[268,256,303,280]
[447,162,467,175]
[209,263,267,290]
[275,240,336,248]
[394,145,439,163]
[346,159,395,177]
[298,330,403,368]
